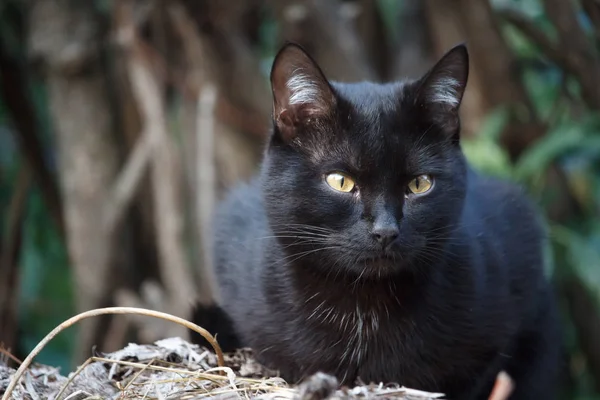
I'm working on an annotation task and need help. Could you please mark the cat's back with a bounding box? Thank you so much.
[213,176,268,285]
[214,176,265,240]
[463,167,548,304]
[465,167,545,245]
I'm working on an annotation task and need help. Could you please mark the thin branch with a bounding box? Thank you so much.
[113,281,186,342]
[581,0,600,42]
[178,0,272,121]
[488,371,514,400]
[0,164,31,351]
[103,129,154,236]
[196,83,219,305]
[0,347,22,366]
[118,4,196,316]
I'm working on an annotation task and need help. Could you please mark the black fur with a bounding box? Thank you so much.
[191,303,242,353]
[191,43,562,399]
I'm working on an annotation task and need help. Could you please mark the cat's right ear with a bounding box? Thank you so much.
[270,43,337,143]
[415,44,469,138]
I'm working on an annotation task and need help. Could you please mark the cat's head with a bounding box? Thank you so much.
[261,43,469,279]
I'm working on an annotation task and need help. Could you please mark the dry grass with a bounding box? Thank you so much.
[0,307,512,400]
[1,337,444,400]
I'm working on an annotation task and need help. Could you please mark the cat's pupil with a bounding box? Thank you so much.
[415,178,420,189]
[340,177,345,187]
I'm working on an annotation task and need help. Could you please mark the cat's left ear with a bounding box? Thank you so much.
[270,43,337,143]
[416,44,469,138]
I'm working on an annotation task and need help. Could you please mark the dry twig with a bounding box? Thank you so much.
[103,128,155,237]
[2,336,446,400]
[487,371,514,400]
[1,307,224,400]
[0,164,31,351]
[195,83,220,304]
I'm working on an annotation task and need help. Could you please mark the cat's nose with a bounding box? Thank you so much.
[372,225,399,248]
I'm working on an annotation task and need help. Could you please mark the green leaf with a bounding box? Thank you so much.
[478,105,511,142]
[513,116,600,182]
[551,224,600,302]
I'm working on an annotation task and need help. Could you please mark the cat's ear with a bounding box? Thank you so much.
[416,44,469,137]
[270,43,337,142]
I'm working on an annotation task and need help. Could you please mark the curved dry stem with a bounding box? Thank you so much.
[1,307,224,400]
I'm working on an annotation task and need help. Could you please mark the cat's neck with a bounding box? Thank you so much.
[288,262,429,316]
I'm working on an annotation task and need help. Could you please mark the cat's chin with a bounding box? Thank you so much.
[353,254,405,279]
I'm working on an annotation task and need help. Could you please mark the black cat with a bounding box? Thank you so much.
[191,43,562,399]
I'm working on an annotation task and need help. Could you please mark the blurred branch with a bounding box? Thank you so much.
[119,6,196,317]
[103,129,154,237]
[542,0,600,110]
[179,0,272,122]
[0,164,31,351]
[488,371,514,400]
[170,0,262,191]
[581,0,600,42]
[195,83,219,305]
[113,281,185,344]
[168,2,250,304]
[500,4,600,110]
[0,37,65,237]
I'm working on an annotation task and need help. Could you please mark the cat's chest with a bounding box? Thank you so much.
[297,295,411,362]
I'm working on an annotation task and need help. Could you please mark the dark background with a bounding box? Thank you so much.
[0,0,599,398]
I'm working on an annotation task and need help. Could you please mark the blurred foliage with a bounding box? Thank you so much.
[0,0,74,371]
[462,12,600,396]
[18,187,75,373]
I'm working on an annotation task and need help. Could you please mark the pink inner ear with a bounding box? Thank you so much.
[277,108,294,127]
[275,108,302,143]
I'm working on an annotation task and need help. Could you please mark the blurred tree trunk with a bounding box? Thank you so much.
[351,0,391,80]
[271,0,375,81]
[393,0,433,80]
[27,0,120,361]
[0,33,65,237]
[425,0,544,154]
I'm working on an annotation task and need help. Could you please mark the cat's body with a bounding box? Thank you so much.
[193,44,562,399]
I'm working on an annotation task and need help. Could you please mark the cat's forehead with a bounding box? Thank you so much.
[331,81,407,115]
[326,81,426,170]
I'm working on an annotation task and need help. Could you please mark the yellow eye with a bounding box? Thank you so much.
[407,174,433,195]
[326,173,356,193]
